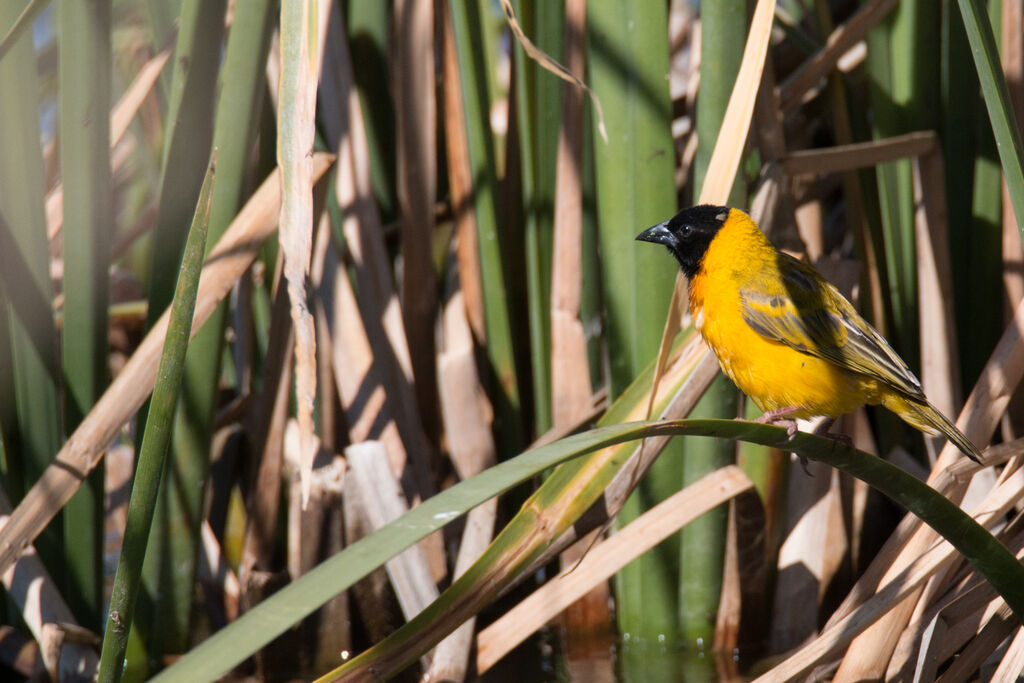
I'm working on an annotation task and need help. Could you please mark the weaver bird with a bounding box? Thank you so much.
[636,205,982,463]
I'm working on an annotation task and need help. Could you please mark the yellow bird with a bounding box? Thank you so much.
[636,205,982,463]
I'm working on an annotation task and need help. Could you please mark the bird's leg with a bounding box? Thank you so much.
[784,417,854,476]
[814,417,854,449]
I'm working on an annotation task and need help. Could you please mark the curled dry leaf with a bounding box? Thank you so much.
[278,0,321,506]
[497,0,608,143]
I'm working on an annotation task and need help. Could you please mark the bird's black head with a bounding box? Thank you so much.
[635,204,730,279]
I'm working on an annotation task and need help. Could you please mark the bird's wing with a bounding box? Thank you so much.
[739,254,924,399]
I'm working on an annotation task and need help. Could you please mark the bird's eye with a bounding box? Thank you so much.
[680,224,693,238]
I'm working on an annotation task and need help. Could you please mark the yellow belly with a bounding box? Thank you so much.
[694,304,875,420]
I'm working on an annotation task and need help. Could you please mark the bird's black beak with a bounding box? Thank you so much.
[636,221,676,248]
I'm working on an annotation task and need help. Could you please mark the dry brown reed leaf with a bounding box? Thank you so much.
[904,616,947,682]
[0,628,36,677]
[394,0,439,444]
[103,444,132,567]
[753,61,786,165]
[846,411,878,573]
[756,533,973,681]
[240,278,293,580]
[476,465,756,673]
[277,0,322,507]
[550,0,592,430]
[437,285,497,482]
[715,505,743,663]
[283,419,331,578]
[321,0,452,577]
[751,60,805,249]
[1002,0,1024,310]
[0,488,99,679]
[0,154,334,578]
[717,477,771,660]
[674,21,701,191]
[944,296,1024,458]
[901,520,1019,675]
[425,499,498,682]
[346,441,440,625]
[322,6,433,493]
[315,230,447,579]
[778,0,898,111]
[428,285,499,681]
[822,441,1024,642]
[781,130,937,177]
[794,198,824,260]
[888,579,1005,680]
[991,625,1024,680]
[312,284,339,455]
[758,464,1024,680]
[440,0,486,342]
[793,5,884,329]
[835,516,1000,677]
[316,235,420,490]
[111,48,172,148]
[771,464,847,652]
[676,131,699,192]
[887,524,1018,680]
[316,236,404,463]
[285,450,352,667]
[889,288,1024,647]
[934,603,1016,682]
[46,46,171,241]
[914,150,963,460]
[199,519,240,622]
[39,623,99,683]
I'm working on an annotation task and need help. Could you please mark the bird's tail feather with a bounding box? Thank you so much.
[885,395,983,464]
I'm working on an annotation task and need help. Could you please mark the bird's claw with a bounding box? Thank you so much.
[797,454,813,476]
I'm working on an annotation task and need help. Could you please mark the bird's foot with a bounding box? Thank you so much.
[813,417,855,451]
[749,406,811,474]
[775,418,799,440]
[753,406,804,441]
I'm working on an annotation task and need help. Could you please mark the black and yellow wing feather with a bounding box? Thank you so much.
[738,253,923,400]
